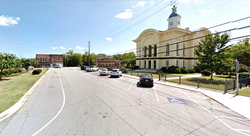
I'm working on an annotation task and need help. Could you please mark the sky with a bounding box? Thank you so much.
[0,0,250,58]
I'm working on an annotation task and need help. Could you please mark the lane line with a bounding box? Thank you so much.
[112,77,121,84]
[128,79,135,90]
[178,89,249,136]
[153,86,160,102]
[32,70,66,136]
[217,116,250,120]
[210,108,231,110]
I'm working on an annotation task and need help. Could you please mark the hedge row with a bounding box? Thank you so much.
[2,69,23,77]
[161,66,196,74]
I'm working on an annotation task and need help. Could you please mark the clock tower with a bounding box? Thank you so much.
[167,5,181,30]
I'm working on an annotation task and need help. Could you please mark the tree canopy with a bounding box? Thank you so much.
[0,53,21,79]
[194,32,232,80]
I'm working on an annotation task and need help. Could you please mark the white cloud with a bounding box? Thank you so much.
[76,46,86,50]
[133,6,136,8]
[199,8,214,15]
[52,47,58,50]
[0,15,20,27]
[136,1,146,7]
[115,9,133,19]
[105,37,112,41]
[150,1,154,5]
[60,46,66,49]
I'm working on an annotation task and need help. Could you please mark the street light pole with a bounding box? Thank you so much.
[88,41,90,67]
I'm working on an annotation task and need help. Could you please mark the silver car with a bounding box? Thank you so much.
[100,69,110,76]
[110,69,122,77]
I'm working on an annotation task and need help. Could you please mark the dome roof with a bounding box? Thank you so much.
[168,12,181,19]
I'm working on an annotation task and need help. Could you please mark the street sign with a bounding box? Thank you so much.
[167,98,188,105]
[236,59,239,73]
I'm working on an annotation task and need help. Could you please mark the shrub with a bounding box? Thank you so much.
[168,65,179,73]
[32,69,42,75]
[134,66,140,69]
[201,71,211,76]
[161,67,167,72]
[120,67,128,73]
[188,69,194,73]
[180,67,189,74]
[239,72,250,78]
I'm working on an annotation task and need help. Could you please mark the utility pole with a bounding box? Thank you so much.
[236,59,239,95]
[88,41,90,67]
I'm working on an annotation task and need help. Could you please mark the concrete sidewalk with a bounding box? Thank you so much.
[123,74,250,119]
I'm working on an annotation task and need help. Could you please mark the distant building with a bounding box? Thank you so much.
[36,54,63,68]
[95,58,121,68]
[133,5,208,70]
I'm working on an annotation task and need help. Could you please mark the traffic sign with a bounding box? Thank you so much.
[167,98,188,105]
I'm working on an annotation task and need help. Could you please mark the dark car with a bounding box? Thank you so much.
[139,74,154,87]
[81,65,87,70]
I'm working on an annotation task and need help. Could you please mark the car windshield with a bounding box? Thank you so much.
[141,75,152,78]
[102,69,107,71]
[112,70,118,72]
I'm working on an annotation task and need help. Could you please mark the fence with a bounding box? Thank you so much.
[126,70,249,93]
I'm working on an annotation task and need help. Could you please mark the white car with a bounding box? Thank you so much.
[110,69,122,77]
[100,69,111,76]
[86,66,98,72]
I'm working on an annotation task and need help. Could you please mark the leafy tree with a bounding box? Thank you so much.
[21,58,38,71]
[0,53,21,80]
[194,32,231,80]
[230,38,250,66]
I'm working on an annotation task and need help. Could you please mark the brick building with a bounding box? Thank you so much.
[36,54,63,68]
[95,59,121,68]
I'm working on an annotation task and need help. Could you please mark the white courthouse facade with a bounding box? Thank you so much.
[133,6,208,70]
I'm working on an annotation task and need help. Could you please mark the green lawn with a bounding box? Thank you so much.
[199,75,235,80]
[230,87,250,97]
[0,69,48,113]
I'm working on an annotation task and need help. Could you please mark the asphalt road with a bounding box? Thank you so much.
[0,68,250,136]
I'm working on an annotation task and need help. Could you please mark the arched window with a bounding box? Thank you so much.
[149,45,152,57]
[166,44,170,56]
[144,47,147,57]
[154,45,157,57]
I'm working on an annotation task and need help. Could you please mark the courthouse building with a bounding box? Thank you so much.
[133,5,208,70]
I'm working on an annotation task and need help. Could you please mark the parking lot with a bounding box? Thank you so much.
[0,68,250,136]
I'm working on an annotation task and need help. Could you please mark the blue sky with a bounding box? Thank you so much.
[1,0,250,58]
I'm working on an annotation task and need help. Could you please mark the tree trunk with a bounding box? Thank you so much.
[0,69,3,80]
[210,72,213,80]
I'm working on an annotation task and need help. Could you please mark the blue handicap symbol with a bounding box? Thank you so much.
[167,98,188,105]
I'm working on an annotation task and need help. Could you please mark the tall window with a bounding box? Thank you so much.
[176,43,179,56]
[166,44,169,56]
[149,45,152,57]
[52,57,54,61]
[183,44,185,56]
[144,47,147,57]
[56,57,58,61]
[37,58,40,61]
[60,57,62,61]
[47,58,49,62]
[42,58,45,62]
[144,61,146,68]
[166,60,169,67]
[154,45,157,57]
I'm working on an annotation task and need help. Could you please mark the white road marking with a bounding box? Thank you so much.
[153,86,160,102]
[112,77,121,84]
[217,116,250,120]
[128,79,135,90]
[32,70,66,136]
[235,129,250,132]
[210,108,231,110]
[178,89,249,136]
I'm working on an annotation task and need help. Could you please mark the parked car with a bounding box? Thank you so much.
[99,69,111,76]
[139,74,154,87]
[81,65,87,70]
[110,69,122,77]
[28,66,34,70]
[86,66,98,72]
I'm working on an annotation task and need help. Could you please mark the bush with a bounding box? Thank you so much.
[32,69,42,75]
[188,69,195,73]
[161,67,167,72]
[180,67,189,74]
[201,71,211,76]
[120,67,128,73]
[133,66,140,69]
[239,72,250,78]
[168,65,179,73]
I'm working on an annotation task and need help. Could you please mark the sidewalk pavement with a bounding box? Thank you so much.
[123,74,250,119]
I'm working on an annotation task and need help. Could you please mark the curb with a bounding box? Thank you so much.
[0,69,50,122]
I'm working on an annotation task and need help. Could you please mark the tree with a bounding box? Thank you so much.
[194,32,231,80]
[230,38,250,66]
[21,58,38,71]
[0,53,21,80]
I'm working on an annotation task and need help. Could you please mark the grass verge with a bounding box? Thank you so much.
[0,69,48,113]
[230,87,250,97]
